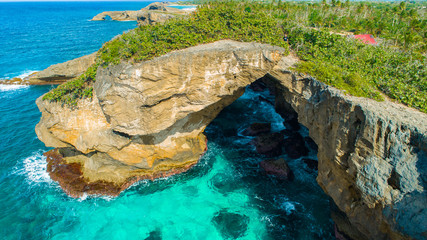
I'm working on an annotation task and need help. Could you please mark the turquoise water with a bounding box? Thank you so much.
[0,2,334,239]
[0,2,145,79]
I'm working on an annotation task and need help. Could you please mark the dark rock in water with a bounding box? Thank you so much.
[258,95,274,105]
[275,98,300,131]
[145,230,162,240]
[210,173,238,195]
[331,201,366,240]
[260,158,294,180]
[249,79,267,92]
[223,128,237,137]
[252,132,284,157]
[334,224,351,240]
[302,158,318,171]
[279,129,294,137]
[304,136,318,151]
[243,122,271,136]
[284,118,300,131]
[212,209,249,239]
[283,133,309,159]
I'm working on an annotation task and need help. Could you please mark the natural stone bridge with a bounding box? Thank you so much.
[36,40,426,240]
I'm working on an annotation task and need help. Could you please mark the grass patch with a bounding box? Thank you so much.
[42,63,99,106]
[287,28,426,110]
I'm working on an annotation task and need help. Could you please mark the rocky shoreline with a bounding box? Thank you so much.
[35,40,426,240]
[1,52,96,85]
[91,2,192,26]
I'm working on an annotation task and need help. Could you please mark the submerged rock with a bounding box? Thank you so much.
[145,230,162,240]
[242,122,271,136]
[212,210,249,239]
[283,133,309,159]
[210,173,240,195]
[260,158,294,180]
[252,132,284,157]
[302,158,318,171]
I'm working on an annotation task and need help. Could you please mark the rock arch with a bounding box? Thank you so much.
[91,11,139,21]
[36,40,426,240]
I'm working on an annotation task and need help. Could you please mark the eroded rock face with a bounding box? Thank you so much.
[1,53,96,85]
[91,2,189,24]
[267,70,427,240]
[36,40,426,240]
[94,40,284,136]
[92,10,140,21]
[32,53,96,82]
[36,40,285,197]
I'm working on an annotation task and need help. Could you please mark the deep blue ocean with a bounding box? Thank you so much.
[0,2,333,239]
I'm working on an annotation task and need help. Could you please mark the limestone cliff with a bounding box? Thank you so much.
[36,40,284,196]
[267,71,426,240]
[91,2,190,24]
[1,52,96,85]
[36,40,426,240]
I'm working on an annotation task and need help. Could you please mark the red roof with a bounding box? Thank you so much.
[353,34,377,45]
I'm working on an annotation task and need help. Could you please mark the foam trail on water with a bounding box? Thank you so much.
[1,70,38,80]
[0,84,30,92]
[16,151,52,184]
[16,70,38,79]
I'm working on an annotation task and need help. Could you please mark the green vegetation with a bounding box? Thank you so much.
[277,0,426,52]
[98,2,288,65]
[44,0,426,113]
[278,0,426,111]
[288,28,426,109]
[42,63,99,106]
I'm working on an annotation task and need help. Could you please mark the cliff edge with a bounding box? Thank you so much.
[1,53,96,85]
[91,2,191,25]
[36,40,426,240]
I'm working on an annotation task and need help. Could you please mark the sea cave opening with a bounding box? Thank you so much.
[197,75,335,239]
[105,75,336,239]
[104,15,113,21]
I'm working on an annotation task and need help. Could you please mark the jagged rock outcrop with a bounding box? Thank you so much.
[36,40,426,240]
[36,40,284,197]
[266,70,426,240]
[92,10,140,21]
[1,53,96,85]
[136,11,177,26]
[91,2,190,24]
[30,53,96,82]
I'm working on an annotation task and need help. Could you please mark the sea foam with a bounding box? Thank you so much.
[0,84,30,92]
[16,70,38,79]
[15,151,52,184]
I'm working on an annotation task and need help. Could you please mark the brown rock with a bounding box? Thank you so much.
[252,132,284,157]
[92,11,140,21]
[260,158,294,180]
[137,11,177,26]
[36,39,427,240]
[1,53,96,85]
[30,53,96,83]
[44,148,200,198]
[242,123,271,136]
[36,40,285,197]
[270,68,427,240]
[283,132,309,159]
[91,2,190,24]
